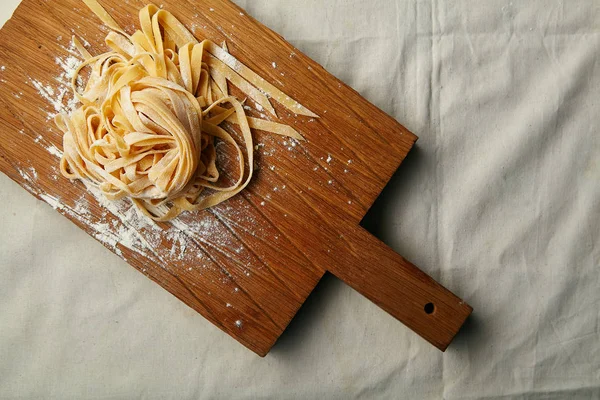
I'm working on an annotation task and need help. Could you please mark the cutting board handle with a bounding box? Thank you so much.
[327,224,472,351]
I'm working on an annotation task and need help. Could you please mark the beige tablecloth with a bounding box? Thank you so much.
[1,0,599,398]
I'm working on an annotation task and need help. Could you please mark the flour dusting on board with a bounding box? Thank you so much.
[46,144,64,158]
[29,40,80,120]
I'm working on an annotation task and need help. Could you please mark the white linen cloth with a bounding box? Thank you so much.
[1,0,598,398]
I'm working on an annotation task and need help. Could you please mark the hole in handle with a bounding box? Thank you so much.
[424,302,435,315]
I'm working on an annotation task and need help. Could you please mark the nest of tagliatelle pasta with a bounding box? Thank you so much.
[55,0,317,221]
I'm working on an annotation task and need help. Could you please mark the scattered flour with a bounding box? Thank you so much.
[29,167,38,180]
[29,40,80,119]
[45,143,63,158]
[17,167,36,183]
[40,193,64,210]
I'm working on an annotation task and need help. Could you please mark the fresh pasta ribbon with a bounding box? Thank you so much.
[56,0,316,221]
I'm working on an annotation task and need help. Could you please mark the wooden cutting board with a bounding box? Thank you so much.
[0,0,472,356]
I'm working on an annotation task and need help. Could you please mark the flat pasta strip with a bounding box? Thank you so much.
[206,41,319,118]
[205,53,275,115]
[227,115,304,141]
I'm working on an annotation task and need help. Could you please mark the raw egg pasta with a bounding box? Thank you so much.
[56,0,316,221]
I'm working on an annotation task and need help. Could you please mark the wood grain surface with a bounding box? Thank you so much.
[0,0,472,356]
